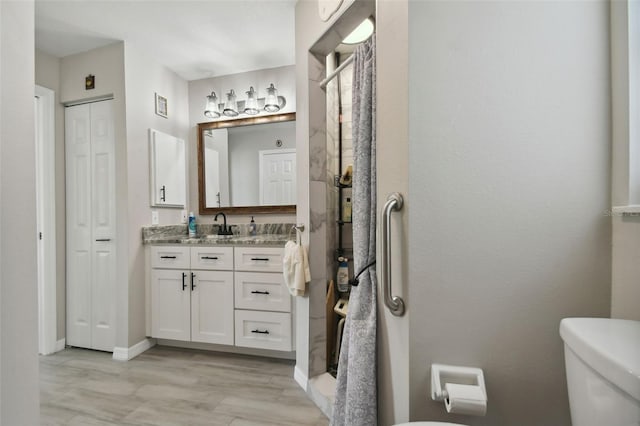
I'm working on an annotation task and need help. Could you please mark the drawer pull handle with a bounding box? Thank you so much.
[251,329,270,334]
[251,257,270,261]
[95,238,111,242]
[251,290,270,295]
[201,256,219,260]
[160,256,177,259]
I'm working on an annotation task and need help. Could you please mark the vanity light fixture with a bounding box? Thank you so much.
[204,91,220,118]
[203,83,287,119]
[264,83,280,112]
[244,86,260,115]
[223,89,239,117]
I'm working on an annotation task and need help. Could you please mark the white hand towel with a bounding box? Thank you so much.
[283,241,311,296]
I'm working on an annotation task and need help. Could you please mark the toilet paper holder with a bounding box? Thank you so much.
[431,363,487,408]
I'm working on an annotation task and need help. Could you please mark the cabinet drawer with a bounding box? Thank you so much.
[234,272,291,312]
[151,246,190,269]
[190,246,233,270]
[234,247,283,273]
[234,310,292,352]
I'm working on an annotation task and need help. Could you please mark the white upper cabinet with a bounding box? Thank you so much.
[149,128,186,207]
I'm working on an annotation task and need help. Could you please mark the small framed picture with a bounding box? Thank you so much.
[155,93,168,118]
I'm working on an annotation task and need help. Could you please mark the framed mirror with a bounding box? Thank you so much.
[197,112,296,215]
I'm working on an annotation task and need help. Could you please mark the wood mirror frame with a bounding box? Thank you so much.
[197,112,297,215]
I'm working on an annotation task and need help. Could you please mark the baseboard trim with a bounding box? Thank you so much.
[307,372,336,420]
[112,338,156,361]
[55,338,66,352]
[294,365,309,391]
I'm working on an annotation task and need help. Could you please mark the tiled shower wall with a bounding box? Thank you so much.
[325,54,354,370]
[326,57,355,284]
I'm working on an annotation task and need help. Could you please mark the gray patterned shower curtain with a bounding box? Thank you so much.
[331,36,377,426]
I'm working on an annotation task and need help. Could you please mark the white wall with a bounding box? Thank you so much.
[35,49,66,341]
[187,65,296,224]
[123,42,190,346]
[407,1,611,424]
[376,1,410,423]
[0,0,40,423]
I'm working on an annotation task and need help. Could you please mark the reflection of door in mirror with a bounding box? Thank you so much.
[259,149,296,205]
[229,121,295,206]
[203,129,230,208]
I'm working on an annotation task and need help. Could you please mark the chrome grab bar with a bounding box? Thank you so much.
[381,192,405,316]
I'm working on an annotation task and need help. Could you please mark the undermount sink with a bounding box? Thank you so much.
[202,234,234,239]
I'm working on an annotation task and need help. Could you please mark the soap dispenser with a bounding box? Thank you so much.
[188,212,196,237]
[249,216,257,236]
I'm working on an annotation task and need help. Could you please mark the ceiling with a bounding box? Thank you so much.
[35,0,296,81]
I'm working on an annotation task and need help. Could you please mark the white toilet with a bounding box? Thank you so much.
[560,317,640,426]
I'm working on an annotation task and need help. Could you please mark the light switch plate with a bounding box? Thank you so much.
[151,210,159,225]
[181,210,188,224]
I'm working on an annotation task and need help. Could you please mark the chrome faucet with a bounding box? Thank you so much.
[214,212,233,235]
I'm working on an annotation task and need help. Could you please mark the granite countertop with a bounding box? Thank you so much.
[142,223,294,247]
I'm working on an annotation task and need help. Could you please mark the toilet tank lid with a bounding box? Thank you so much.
[560,317,640,401]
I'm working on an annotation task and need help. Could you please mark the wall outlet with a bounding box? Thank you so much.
[151,210,159,225]
[181,210,188,224]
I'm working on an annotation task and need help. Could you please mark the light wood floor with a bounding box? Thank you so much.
[40,346,329,426]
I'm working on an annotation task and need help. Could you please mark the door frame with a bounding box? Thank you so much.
[35,85,57,355]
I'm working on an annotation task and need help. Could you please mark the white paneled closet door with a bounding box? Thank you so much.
[66,100,116,352]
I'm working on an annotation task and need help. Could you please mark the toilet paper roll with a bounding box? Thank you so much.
[444,383,487,416]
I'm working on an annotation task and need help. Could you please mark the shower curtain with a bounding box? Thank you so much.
[331,36,377,426]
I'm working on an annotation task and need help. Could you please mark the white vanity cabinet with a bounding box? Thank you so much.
[150,246,234,345]
[233,247,292,352]
[148,244,292,355]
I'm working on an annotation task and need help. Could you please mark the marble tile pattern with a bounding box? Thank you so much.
[142,223,296,246]
[40,346,329,426]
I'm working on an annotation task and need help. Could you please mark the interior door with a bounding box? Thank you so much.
[65,103,93,349]
[259,149,296,205]
[66,100,116,352]
[89,100,116,351]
